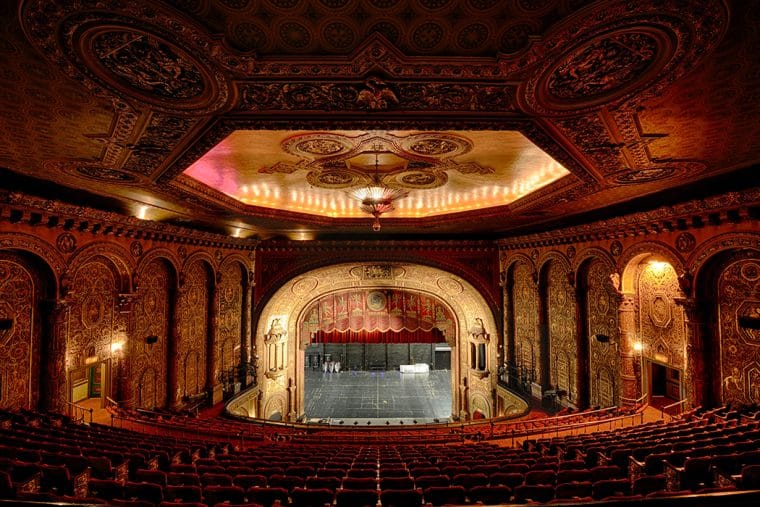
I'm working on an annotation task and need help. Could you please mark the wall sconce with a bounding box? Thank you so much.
[739,316,760,329]
[632,341,644,352]
[110,341,124,354]
[593,334,616,344]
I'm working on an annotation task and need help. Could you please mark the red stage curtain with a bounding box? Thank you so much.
[312,327,446,344]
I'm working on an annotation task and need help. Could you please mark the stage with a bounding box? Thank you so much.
[303,369,452,422]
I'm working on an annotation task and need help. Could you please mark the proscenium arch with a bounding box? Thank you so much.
[254,262,498,422]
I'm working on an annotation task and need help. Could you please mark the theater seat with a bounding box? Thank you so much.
[415,475,450,490]
[468,484,512,504]
[424,485,466,506]
[165,485,202,503]
[246,486,289,507]
[490,472,524,488]
[202,485,245,506]
[291,486,335,507]
[335,488,378,507]
[88,478,124,501]
[592,478,630,500]
[124,481,164,504]
[380,488,423,507]
[513,484,555,503]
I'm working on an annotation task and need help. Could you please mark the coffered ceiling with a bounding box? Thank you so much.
[0,0,757,239]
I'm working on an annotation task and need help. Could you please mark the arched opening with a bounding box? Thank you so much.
[0,249,56,411]
[508,260,540,394]
[620,252,687,412]
[253,262,496,423]
[175,258,213,404]
[134,256,176,410]
[696,248,760,407]
[578,256,620,409]
[299,287,455,422]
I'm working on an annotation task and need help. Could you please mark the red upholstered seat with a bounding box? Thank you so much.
[591,478,630,500]
[291,486,335,507]
[233,474,267,490]
[513,483,555,503]
[468,484,512,504]
[380,488,423,507]
[424,485,466,506]
[124,481,164,505]
[380,476,414,490]
[335,488,378,507]
[88,478,124,501]
[415,475,450,490]
[202,485,246,506]
[342,477,377,490]
[135,469,168,488]
[165,485,202,503]
[246,486,289,507]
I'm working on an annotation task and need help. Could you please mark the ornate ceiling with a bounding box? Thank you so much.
[0,0,757,239]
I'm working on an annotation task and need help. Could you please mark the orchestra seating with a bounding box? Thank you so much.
[2,407,760,506]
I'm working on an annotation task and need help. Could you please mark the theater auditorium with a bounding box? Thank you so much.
[0,0,759,506]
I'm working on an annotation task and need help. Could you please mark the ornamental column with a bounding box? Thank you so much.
[239,273,252,387]
[41,299,70,414]
[617,292,640,400]
[167,275,182,407]
[573,279,590,410]
[206,272,222,404]
[675,297,705,409]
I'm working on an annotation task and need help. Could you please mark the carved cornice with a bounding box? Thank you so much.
[498,188,760,250]
[0,191,257,251]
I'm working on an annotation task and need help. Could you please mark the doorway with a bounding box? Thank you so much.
[648,361,682,411]
[69,360,109,416]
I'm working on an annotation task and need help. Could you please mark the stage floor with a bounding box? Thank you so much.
[303,369,452,422]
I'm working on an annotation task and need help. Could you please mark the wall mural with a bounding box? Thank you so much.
[717,255,760,405]
[637,261,686,373]
[586,259,620,408]
[513,261,540,382]
[218,262,244,381]
[132,259,170,409]
[176,261,210,398]
[0,254,41,409]
[546,260,577,402]
[68,259,118,372]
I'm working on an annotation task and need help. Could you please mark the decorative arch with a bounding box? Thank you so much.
[573,246,617,276]
[620,243,688,405]
[133,256,175,409]
[220,254,252,278]
[0,232,66,294]
[537,250,571,274]
[254,262,497,422]
[689,233,760,295]
[501,252,535,274]
[577,254,621,409]
[68,242,134,293]
[539,256,577,402]
[619,241,684,293]
[182,251,218,275]
[693,242,760,407]
[136,248,181,279]
[508,258,540,384]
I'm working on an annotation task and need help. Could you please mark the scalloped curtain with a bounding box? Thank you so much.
[301,288,454,343]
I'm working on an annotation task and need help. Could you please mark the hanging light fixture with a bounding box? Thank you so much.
[346,150,408,231]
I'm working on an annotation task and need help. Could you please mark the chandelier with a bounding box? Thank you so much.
[346,151,409,232]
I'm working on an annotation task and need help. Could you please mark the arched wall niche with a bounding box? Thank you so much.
[0,249,56,410]
[620,248,688,404]
[695,245,760,407]
[254,262,498,422]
